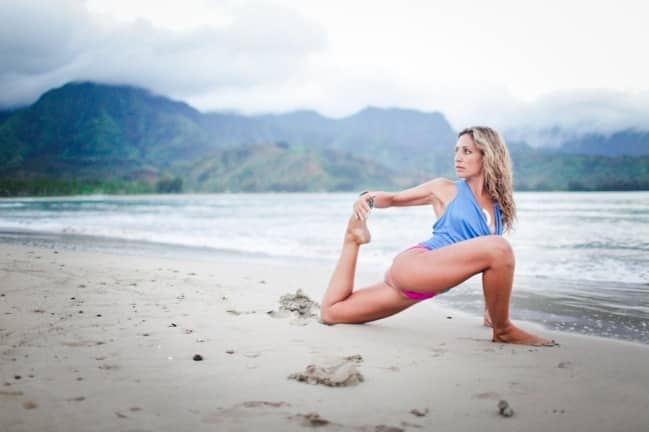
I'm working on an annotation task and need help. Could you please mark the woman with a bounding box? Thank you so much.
[320,126,555,346]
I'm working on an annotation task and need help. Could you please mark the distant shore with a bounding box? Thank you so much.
[2,180,649,198]
[1,242,649,431]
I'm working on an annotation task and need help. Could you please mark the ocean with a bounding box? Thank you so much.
[1,191,648,344]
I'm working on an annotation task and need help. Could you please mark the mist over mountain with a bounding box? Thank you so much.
[0,82,647,196]
[504,125,649,156]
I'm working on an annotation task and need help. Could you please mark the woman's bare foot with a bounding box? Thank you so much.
[492,323,558,347]
[346,215,371,245]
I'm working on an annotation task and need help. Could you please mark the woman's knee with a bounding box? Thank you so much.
[485,236,515,268]
[319,304,337,325]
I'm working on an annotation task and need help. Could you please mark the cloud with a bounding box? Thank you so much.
[2,0,649,137]
[496,90,649,145]
[0,0,326,107]
[431,87,649,143]
[513,90,649,132]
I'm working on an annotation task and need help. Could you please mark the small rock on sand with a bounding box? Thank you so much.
[295,412,330,427]
[497,400,514,417]
[374,426,404,432]
[23,401,38,409]
[193,354,203,361]
[410,408,429,417]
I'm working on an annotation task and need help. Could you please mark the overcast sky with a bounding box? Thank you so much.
[2,0,649,133]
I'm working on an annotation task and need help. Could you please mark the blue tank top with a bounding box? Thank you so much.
[419,180,502,250]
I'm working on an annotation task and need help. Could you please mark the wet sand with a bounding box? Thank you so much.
[1,243,648,431]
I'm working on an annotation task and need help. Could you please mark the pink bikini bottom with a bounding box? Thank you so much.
[401,289,436,300]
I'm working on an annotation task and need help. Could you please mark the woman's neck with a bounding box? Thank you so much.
[465,176,487,199]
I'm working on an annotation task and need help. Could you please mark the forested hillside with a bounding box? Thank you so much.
[1,82,647,196]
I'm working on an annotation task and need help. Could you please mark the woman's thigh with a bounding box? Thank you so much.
[388,236,512,295]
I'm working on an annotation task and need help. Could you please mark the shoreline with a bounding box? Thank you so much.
[2,242,649,431]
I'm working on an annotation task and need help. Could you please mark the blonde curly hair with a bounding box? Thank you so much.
[458,126,516,232]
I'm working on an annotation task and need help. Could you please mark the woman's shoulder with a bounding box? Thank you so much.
[428,177,457,188]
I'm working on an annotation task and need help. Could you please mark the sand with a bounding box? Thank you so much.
[1,243,648,432]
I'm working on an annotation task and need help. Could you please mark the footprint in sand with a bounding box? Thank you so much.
[429,348,446,358]
[267,289,320,325]
[370,425,405,432]
[241,401,290,408]
[508,381,532,395]
[227,309,257,316]
[400,421,423,429]
[0,390,24,396]
[288,354,364,387]
[98,363,120,371]
[473,391,501,400]
[201,401,291,424]
[66,396,85,402]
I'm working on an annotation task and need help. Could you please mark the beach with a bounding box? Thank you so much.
[3,192,648,345]
[1,243,648,432]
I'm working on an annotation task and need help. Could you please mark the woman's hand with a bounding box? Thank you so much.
[353,193,374,220]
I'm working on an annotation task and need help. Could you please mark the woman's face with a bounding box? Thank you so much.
[454,133,484,179]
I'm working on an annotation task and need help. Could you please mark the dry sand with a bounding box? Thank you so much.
[1,243,648,431]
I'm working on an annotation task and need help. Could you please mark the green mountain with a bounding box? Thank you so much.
[201,106,456,175]
[0,81,648,196]
[186,141,409,192]
[0,82,210,178]
[510,143,649,190]
[0,82,453,195]
[560,130,649,156]
[0,109,16,125]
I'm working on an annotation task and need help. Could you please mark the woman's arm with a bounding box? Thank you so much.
[353,177,453,220]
